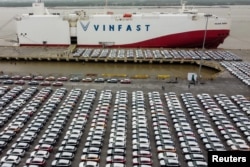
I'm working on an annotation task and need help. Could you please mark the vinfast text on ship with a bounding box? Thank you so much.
[80,22,151,32]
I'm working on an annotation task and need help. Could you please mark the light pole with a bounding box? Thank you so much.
[198,14,212,82]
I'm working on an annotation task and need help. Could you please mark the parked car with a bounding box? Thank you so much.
[52,82,63,86]
[94,78,105,83]
[26,157,46,166]
[51,159,71,167]
[120,79,131,84]
[1,155,21,165]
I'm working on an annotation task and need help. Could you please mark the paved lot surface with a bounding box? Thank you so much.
[0,72,249,167]
[0,47,249,167]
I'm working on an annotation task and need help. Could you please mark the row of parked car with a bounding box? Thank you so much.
[20,87,85,167]
[0,75,66,87]
[221,61,250,86]
[197,93,250,151]
[79,90,112,167]
[72,48,242,61]
[164,92,208,167]
[0,74,132,86]
[214,94,250,144]
[23,87,61,167]
[231,95,250,116]
[0,86,24,116]
[0,80,64,87]
[0,86,52,166]
[148,92,179,167]
[131,91,153,166]
[0,75,68,81]
[1,85,250,167]
[47,88,84,167]
[105,90,128,167]
[181,93,226,152]
[69,89,97,167]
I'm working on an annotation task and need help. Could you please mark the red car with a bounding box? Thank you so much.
[11,75,22,80]
[52,82,63,86]
[106,155,126,164]
[40,81,51,86]
[120,79,131,84]
[34,76,44,81]
[132,157,153,165]
[26,157,46,166]
[14,80,25,85]
[34,144,53,152]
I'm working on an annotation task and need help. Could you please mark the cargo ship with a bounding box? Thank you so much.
[15,0,230,48]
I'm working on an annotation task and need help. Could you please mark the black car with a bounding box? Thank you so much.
[82,147,101,155]
[0,141,7,149]
[0,121,4,127]
[0,75,9,79]
[11,142,30,151]
[0,131,16,138]
[61,139,79,146]
[2,80,14,85]
[16,136,34,144]
[38,138,57,146]
[0,134,12,142]
[42,133,59,140]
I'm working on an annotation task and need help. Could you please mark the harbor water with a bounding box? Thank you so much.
[0,61,218,79]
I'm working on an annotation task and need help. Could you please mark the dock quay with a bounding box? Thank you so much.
[0,46,249,84]
[0,46,243,64]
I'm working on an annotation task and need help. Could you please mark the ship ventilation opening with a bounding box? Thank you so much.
[70,36,77,45]
[43,41,47,50]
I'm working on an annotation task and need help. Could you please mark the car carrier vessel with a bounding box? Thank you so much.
[16,0,230,48]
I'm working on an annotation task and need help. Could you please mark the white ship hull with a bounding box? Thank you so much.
[16,2,230,48]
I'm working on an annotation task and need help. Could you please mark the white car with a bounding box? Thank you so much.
[66,129,83,136]
[226,139,246,146]
[30,150,50,159]
[79,161,99,167]
[7,148,26,157]
[10,121,24,128]
[1,155,21,165]
[230,144,250,151]
[158,152,178,160]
